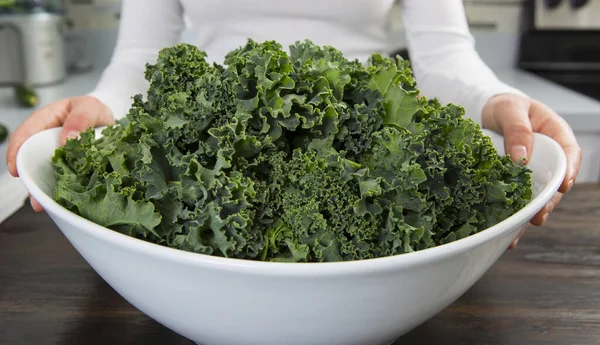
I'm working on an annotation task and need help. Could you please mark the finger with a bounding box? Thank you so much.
[6,99,72,177]
[509,190,564,247]
[530,192,563,226]
[558,143,582,193]
[529,100,581,193]
[483,95,533,164]
[508,224,529,249]
[30,196,44,213]
[60,96,115,145]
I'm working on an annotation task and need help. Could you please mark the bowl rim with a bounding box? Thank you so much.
[16,127,567,276]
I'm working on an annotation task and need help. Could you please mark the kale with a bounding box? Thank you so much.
[52,39,532,262]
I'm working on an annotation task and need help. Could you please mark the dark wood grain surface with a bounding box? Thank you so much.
[1,184,600,345]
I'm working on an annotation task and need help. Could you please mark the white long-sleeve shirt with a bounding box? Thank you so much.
[88,0,526,124]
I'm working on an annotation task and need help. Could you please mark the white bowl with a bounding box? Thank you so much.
[16,127,566,345]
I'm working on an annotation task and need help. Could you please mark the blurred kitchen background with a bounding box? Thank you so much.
[1,0,600,222]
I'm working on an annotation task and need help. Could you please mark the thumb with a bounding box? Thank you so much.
[60,96,114,145]
[483,95,533,164]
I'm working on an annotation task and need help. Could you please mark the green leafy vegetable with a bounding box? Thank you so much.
[52,39,532,262]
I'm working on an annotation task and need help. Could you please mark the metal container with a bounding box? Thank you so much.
[0,1,66,86]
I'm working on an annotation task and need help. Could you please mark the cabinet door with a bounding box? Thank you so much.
[464,2,524,33]
[388,1,524,33]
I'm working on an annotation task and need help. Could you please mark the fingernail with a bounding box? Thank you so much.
[65,131,79,140]
[543,214,549,223]
[567,179,574,191]
[510,145,528,163]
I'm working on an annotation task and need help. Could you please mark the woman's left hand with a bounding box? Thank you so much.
[481,93,582,248]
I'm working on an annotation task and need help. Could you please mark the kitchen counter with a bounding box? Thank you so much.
[1,65,599,146]
[494,68,600,132]
[1,183,599,345]
[0,69,104,223]
[1,65,599,149]
[2,64,600,223]
[0,68,104,174]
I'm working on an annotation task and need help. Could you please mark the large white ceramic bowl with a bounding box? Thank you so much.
[17,127,566,345]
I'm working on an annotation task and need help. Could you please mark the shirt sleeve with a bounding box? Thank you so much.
[399,0,528,125]
[87,0,184,120]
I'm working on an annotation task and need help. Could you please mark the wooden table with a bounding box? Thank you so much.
[1,184,600,345]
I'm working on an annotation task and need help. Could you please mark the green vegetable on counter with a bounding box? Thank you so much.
[51,39,532,262]
[15,83,38,108]
[0,123,8,143]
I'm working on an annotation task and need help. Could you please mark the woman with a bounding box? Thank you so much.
[5,0,581,248]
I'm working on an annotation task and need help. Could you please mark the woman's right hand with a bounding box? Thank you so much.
[6,95,115,212]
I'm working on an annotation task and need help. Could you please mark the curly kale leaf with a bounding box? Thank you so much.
[52,40,533,263]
